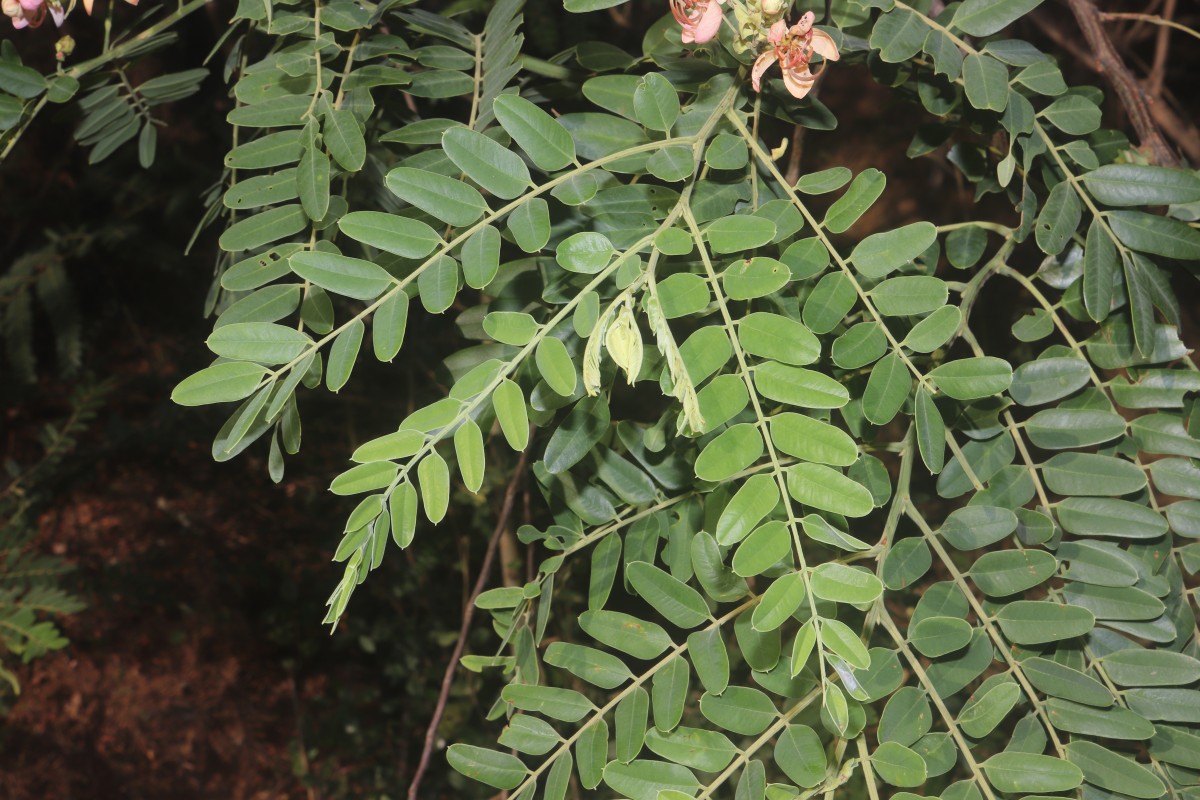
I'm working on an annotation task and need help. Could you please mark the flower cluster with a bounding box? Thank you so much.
[672,0,840,100]
[3,0,65,29]
[4,0,137,31]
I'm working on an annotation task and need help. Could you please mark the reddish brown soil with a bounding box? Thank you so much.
[1,455,325,799]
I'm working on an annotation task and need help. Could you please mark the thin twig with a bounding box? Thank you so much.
[1064,0,1177,166]
[1147,0,1175,98]
[406,433,534,800]
[1101,10,1200,42]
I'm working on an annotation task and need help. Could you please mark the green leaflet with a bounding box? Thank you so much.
[446,744,527,789]
[385,166,488,227]
[824,168,885,232]
[207,322,312,365]
[338,211,442,259]
[981,752,1082,794]
[172,362,269,407]
[325,319,364,392]
[443,127,532,200]
[493,94,576,171]
[850,221,937,279]
[579,610,673,660]
[218,204,307,252]
[962,53,1010,112]
[953,0,1046,36]
[695,424,763,482]
[289,251,395,300]
[1081,163,1200,207]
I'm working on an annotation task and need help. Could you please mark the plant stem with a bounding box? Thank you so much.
[407,437,533,800]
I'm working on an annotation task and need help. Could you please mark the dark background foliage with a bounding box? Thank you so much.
[0,1,1196,797]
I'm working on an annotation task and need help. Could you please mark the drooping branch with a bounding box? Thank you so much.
[1063,0,1178,167]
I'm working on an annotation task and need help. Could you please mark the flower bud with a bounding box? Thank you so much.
[761,0,784,15]
[55,34,75,60]
[605,303,643,385]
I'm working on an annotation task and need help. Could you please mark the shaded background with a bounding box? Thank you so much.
[1,0,1196,797]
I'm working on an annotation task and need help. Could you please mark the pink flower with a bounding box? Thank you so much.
[671,0,725,45]
[752,10,840,100]
[4,0,46,28]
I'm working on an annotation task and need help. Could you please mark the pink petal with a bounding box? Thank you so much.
[49,4,62,24]
[690,0,722,44]
[794,10,814,33]
[783,65,816,100]
[810,29,840,61]
[12,15,28,26]
[751,51,778,92]
[18,0,40,13]
[768,20,786,43]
